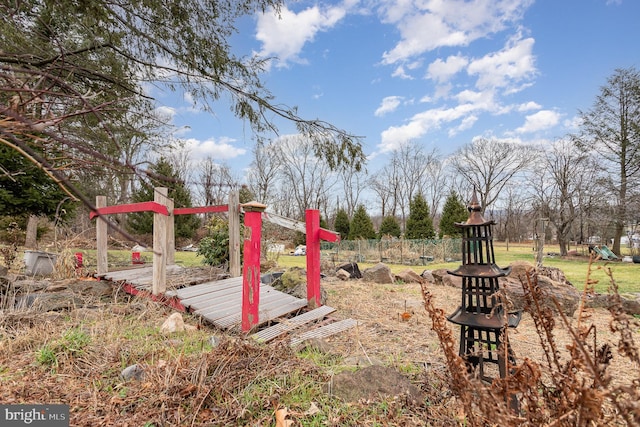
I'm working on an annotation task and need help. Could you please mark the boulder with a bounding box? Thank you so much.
[362,263,395,284]
[336,269,351,281]
[502,261,580,317]
[395,269,425,284]
[420,270,434,283]
[15,292,84,311]
[336,262,362,279]
[330,365,424,403]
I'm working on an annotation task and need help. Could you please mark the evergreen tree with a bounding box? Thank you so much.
[439,191,468,238]
[378,215,401,239]
[405,194,435,239]
[0,144,75,220]
[334,208,350,238]
[128,158,200,239]
[348,205,376,240]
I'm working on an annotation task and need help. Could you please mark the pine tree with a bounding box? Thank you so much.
[378,215,401,238]
[128,158,200,239]
[348,205,376,240]
[405,194,435,239]
[334,208,350,238]
[439,191,468,238]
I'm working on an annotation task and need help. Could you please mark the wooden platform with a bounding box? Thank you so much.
[100,265,357,342]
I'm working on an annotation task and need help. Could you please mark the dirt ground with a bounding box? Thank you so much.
[321,277,639,386]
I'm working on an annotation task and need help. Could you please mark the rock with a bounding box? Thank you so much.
[209,335,222,347]
[289,283,328,305]
[430,269,450,286]
[330,365,424,403]
[336,262,362,279]
[121,364,145,381]
[395,269,424,284]
[336,269,351,281]
[584,293,640,315]
[66,279,114,298]
[15,292,84,311]
[277,267,306,292]
[160,312,185,334]
[441,274,462,289]
[502,275,580,317]
[362,263,395,284]
[421,270,434,283]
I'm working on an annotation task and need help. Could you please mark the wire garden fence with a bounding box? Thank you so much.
[319,238,462,266]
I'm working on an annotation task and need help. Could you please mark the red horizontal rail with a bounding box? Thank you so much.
[173,205,228,215]
[319,228,340,243]
[90,201,169,219]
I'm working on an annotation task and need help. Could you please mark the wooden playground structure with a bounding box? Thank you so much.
[90,188,356,339]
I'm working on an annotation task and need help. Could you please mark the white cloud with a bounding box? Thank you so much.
[378,103,478,152]
[467,33,537,92]
[391,65,413,79]
[154,106,176,121]
[375,96,404,117]
[255,4,349,68]
[516,110,561,133]
[182,137,247,161]
[379,0,534,64]
[427,54,469,83]
[517,101,541,111]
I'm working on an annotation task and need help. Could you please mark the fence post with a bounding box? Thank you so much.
[241,202,266,332]
[306,209,321,308]
[96,196,108,276]
[166,196,175,265]
[229,190,241,277]
[152,187,169,295]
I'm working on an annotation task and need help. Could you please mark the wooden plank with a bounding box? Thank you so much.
[214,298,307,329]
[290,319,358,346]
[173,277,243,300]
[196,287,285,317]
[251,305,336,343]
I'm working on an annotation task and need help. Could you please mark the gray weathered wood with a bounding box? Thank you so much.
[96,196,108,276]
[152,187,168,295]
[229,190,241,277]
[290,319,358,346]
[251,305,336,343]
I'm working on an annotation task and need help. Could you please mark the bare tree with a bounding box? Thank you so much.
[575,67,640,255]
[246,143,281,206]
[270,135,337,219]
[195,158,238,207]
[450,138,535,213]
[337,163,367,218]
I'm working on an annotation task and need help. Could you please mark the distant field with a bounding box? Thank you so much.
[75,241,640,295]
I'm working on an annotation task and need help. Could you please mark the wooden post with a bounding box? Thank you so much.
[306,209,321,308]
[241,201,266,332]
[229,190,241,277]
[96,196,108,276]
[152,188,169,295]
[166,196,175,265]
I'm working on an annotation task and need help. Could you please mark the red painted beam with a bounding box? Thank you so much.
[173,205,229,215]
[319,228,340,243]
[119,282,186,312]
[90,201,169,219]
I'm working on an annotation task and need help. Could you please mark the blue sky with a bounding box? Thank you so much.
[153,0,640,178]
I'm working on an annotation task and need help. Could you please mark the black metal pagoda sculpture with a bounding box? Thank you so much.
[447,192,521,382]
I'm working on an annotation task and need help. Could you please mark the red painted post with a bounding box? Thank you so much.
[241,202,266,332]
[306,209,321,308]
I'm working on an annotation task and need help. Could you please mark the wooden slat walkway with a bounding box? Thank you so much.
[101,266,357,339]
[251,305,336,343]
